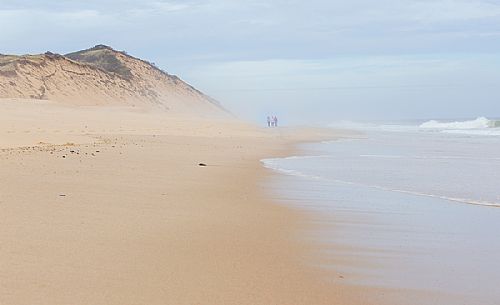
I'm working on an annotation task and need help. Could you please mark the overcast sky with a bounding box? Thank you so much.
[1,0,499,123]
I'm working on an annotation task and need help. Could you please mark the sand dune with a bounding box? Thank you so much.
[0,45,225,116]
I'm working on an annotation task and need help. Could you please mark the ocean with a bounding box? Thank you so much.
[262,117,500,304]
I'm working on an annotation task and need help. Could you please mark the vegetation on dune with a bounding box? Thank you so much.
[66,45,133,80]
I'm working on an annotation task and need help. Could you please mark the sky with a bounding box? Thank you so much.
[1,0,499,123]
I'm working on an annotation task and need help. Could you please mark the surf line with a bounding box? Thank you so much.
[262,158,500,208]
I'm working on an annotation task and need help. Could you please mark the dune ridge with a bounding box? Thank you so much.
[0,45,224,116]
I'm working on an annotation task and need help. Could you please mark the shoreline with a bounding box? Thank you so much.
[262,135,494,305]
[258,139,426,305]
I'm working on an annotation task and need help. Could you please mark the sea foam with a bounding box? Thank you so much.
[419,117,498,129]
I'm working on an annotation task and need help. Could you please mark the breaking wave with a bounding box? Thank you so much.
[419,117,500,130]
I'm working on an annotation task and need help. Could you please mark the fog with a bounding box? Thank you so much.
[1,0,499,124]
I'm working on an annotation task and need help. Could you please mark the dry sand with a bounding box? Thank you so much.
[0,99,424,305]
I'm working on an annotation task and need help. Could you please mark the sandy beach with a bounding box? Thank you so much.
[0,99,411,305]
[2,3,496,301]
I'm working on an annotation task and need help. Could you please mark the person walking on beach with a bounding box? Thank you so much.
[273,116,278,127]
[267,116,271,127]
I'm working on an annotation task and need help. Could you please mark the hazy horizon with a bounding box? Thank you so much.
[2,0,499,123]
